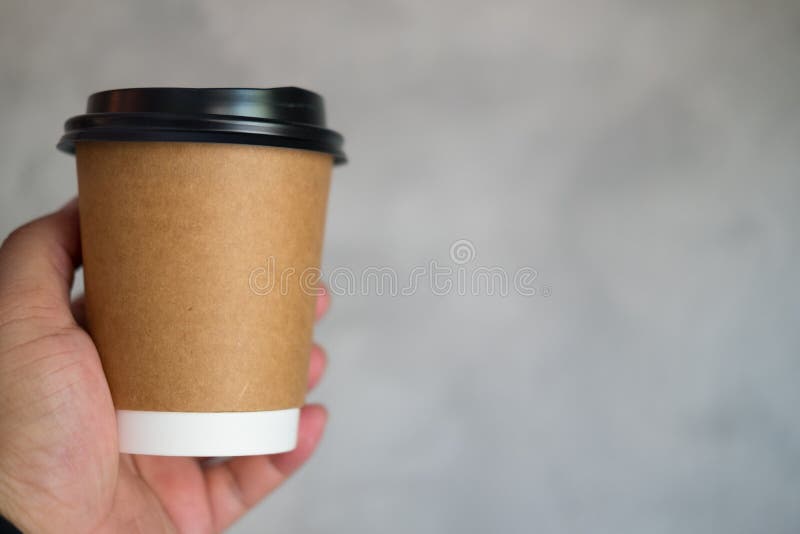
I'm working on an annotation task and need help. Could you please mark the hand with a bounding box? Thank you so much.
[0,200,330,533]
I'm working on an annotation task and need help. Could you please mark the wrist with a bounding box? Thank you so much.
[0,512,22,534]
[0,494,46,534]
[0,479,82,534]
[0,494,33,534]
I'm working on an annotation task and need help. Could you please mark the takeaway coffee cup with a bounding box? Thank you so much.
[58,87,346,456]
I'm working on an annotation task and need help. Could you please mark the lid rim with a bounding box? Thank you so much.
[57,129,347,164]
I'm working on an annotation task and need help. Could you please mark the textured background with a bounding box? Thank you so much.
[2,1,800,532]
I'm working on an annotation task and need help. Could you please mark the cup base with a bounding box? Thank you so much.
[116,408,300,457]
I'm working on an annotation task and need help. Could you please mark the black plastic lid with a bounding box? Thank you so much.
[58,87,346,163]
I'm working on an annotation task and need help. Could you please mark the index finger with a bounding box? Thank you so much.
[0,199,81,332]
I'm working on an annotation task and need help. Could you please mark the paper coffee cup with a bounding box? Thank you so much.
[58,88,346,456]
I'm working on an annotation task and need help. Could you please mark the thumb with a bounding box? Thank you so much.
[0,199,82,340]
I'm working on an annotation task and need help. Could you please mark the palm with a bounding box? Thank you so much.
[0,202,329,533]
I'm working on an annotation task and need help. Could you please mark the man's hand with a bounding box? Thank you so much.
[0,199,330,533]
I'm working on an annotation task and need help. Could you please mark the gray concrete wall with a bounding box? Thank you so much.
[2,1,799,532]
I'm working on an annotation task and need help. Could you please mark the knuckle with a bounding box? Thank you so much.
[0,284,64,322]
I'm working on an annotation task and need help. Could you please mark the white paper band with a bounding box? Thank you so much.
[117,408,300,457]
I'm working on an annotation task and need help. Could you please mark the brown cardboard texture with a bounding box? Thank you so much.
[76,141,333,412]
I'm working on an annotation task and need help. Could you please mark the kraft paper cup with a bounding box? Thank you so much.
[58,88,346,456]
